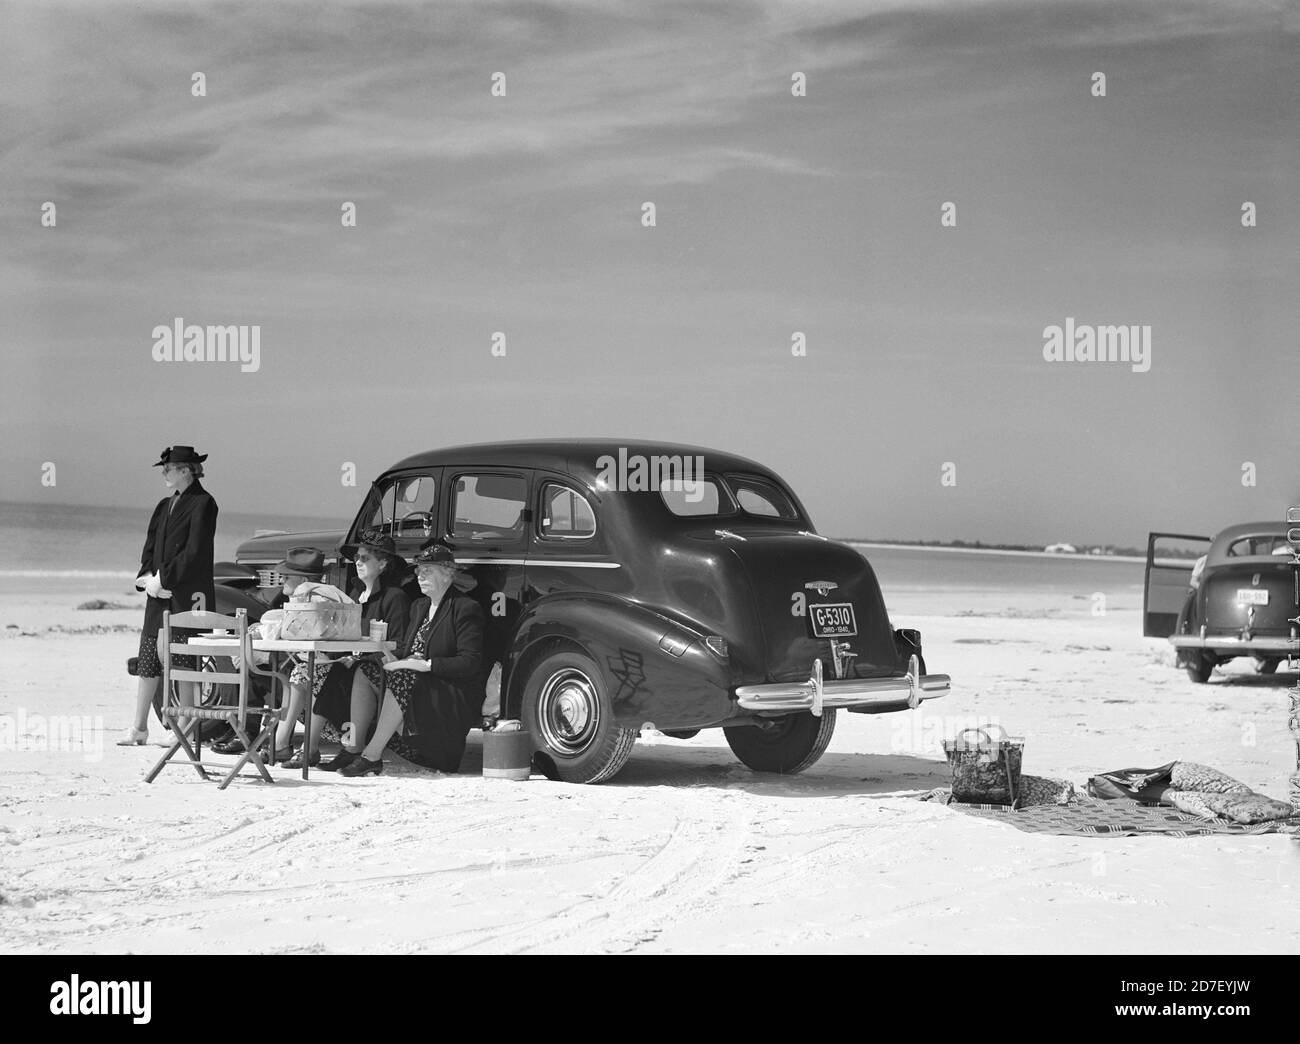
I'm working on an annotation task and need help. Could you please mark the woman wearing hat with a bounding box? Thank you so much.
[278,531,411,770]
[340,540,485,777]
[209,546,328,756]
[119,445,219,745]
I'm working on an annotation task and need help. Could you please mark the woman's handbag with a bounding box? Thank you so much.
[942,725,1024,808]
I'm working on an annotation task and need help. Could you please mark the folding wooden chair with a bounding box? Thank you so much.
[144,608,288,789]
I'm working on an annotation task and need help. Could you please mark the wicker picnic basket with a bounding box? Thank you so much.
[942,725,1024,808]
[279,601,363,641]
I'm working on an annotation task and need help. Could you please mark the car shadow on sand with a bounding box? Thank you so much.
[454,734,951,797]
[1209,667,1300,688]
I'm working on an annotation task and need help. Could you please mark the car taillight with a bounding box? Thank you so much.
[705,636,729,660]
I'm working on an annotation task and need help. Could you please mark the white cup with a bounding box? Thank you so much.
[369,620,389,643]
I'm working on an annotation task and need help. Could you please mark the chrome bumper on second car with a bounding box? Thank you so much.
[1170,634,1298,654]
[735,655,950,717]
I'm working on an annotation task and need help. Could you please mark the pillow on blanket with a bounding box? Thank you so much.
[1170,761,1251,794]
[1165,789,1294,823]
[1017,775,1076,807]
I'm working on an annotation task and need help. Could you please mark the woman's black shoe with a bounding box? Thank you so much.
[339,756,383,778]
[320,749,361,772]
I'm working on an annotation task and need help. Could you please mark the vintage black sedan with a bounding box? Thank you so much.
[1144,520,1299,682]
[219,440,950,783]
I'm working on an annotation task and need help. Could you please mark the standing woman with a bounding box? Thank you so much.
[119,445,218,745]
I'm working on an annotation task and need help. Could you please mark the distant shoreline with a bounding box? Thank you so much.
[843,541,1149,564]
[1,501,1156,563]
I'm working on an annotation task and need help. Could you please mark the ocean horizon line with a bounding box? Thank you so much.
[2,500,1137,549]
[0,570,138,578]
[0,499,349,527]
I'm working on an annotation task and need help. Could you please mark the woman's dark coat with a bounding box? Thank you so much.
[138,479,218,634]
[389,588,487,772]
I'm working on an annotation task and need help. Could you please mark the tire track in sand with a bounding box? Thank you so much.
[445,804,755,954]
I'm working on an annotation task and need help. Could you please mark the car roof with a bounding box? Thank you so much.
[1207,520,1291,563]
[384,439,782,485]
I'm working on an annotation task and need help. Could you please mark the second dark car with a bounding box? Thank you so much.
[1145,520,1299,682]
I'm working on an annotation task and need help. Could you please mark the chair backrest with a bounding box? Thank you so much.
[168,609,241,632]
[160,607,253,722]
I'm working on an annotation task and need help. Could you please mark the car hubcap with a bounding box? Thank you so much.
[199,658,224,707]
[538,668,600,755]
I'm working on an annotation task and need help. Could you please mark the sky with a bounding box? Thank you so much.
[1,0,1297,546]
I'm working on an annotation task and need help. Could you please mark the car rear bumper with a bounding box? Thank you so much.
[1170,635,1297,654]
[735,655,950,716]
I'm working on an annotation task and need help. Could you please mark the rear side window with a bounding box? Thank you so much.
[539,483,596,539]
[726,473,799,520]
[660,475,735,517]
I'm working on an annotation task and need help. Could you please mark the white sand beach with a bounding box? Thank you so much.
[1,581,1297,955]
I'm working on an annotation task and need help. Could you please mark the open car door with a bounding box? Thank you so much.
[1143,532,1211,637]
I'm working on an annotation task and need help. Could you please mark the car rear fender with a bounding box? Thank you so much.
[504,592,736,731]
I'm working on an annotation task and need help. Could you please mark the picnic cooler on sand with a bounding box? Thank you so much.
[278,601,363,641]
[943,725,1024,809]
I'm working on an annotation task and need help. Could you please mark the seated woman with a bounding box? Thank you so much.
[340,541,485,777]
[278,532,411,769]
[211,546,326,756]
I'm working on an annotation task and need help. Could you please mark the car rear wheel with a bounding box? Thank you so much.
[1185,652,1214,684]
[724,710,836,774]
[521,651,636,784]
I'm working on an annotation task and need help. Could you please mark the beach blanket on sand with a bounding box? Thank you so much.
[917,788,1300,837]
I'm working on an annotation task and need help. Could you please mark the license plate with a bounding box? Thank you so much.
[1236,589,1269,605]
[809,602,857,637]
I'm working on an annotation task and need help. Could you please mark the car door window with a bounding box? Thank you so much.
[345,472,442,573]
[539,483,596,540]
[356,474,438,538]
[391,475,439,538]
[450,473,529,547]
